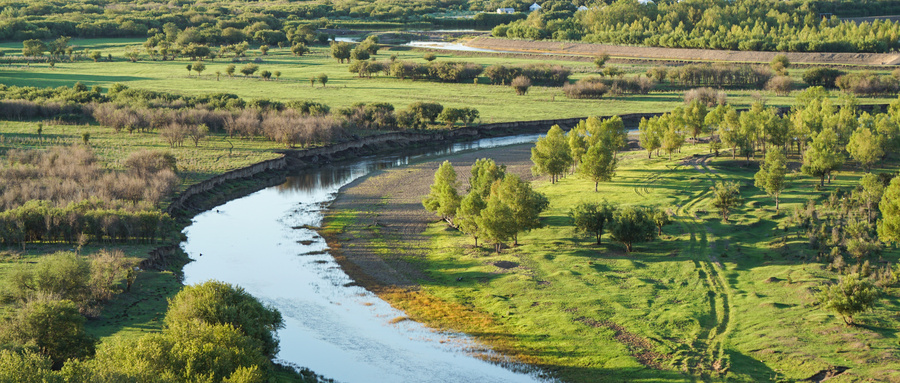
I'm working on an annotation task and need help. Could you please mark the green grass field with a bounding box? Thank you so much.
[0,38,894,123]
[382,144,900,382]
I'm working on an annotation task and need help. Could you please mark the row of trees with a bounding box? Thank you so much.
[424,159,548,252]
[569,201,670,252]
[493,0,900,53]
[531,117,628,189]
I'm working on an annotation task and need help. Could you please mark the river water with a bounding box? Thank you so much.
[180,134,553,383]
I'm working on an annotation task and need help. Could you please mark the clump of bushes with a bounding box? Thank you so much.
[484,64,571,86]
[669,64,772,88]
[835,72,899,96]
[511,76,531,95]
[563,76,654,99]
[389,60,483,83]
[684,87,727,106]
[563,81,608,99]
[765,75,793,96]
[803,67,845,88]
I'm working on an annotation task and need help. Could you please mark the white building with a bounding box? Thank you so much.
[529,2,542,12]
[496,7,515,14]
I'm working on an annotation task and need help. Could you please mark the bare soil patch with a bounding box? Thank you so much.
[468,37,900,66]
[325,143,536,290]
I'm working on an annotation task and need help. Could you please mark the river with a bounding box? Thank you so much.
[180,134,554,383]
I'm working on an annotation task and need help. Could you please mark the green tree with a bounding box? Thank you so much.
[468,158,506,198]
[239,64,259,77]
[423,161,462,225]
[648,206,671,236]
[754,147,788,210]
[638,116,663,158]
[802,128,844,186]
[423,52,436,61]
[847,127,884,171]
[22,39,47,58]
[191,61,205,77]
[567,124,588,172]
[2,299,96,368]
[479,183,518,253]
[409,102,444,124]
[494,174,549,245]
[531,124,573,183]
[579,143,617,191]
[816,273,879,325]
[164,280,284,358]
[259,70,272,80]
[9,252,92,305]
[878,177,900,243]
[609,206,657,253]
[771,54,790,75]
[712,181,744,222]
[857,173,885,224]
[330,41,352,63]
[225,64,236,77]
[569,201,615,244]
[291,42,309,56]
[350,47,370,61]
[317,73,328,87]
[593,52,609,68]
[90,51,101,62]
[683,100,709,144]
[456,191,486,246]
[259,44,269,55]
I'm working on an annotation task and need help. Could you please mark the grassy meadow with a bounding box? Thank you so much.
[0,37,895,124]
[327,142,900,382]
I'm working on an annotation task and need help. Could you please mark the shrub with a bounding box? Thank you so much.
[835,72,899,96]
[511,76,531,95]
[803,67,844,88]
[684,87,727,106]
[765,75,793,96]
[423,52,436,61]
[563,81,608,99]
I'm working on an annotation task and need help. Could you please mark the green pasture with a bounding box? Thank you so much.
[383,144,900,382]
[0,38,894,123]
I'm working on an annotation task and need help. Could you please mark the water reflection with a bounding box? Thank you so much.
[181,133,554,383]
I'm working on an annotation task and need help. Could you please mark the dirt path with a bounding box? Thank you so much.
[468,37,900,66]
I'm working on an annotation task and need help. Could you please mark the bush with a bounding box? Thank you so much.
[669,64,772,88]
[803,67,844,88]
[511,76,531,95]
[563,81,608,99]
[765,75,793,96]
[684,87,727,107]
[484,64,570,86]
[836,72,899,96]
[423,52,436,61]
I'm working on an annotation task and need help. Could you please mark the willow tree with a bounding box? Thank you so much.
[801,128,844,186]
[531,125,572,183]
[579,143,617,191]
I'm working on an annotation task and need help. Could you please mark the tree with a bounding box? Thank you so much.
[648,206,671,236]
[90,51,101,62]
[225,64,235,77]
[409,102,443,124]
[661,122,685,160]
[456,191,485,246]
[239,64,259,77]
[2,299,96,368]
[878,177,900,243]
[191,61,205,77]
[712,181,743,222]
[317,73,328,87]
[274,71,281,80]
[9,252,92,305]
[22,39,47,58]
[847,127,884,171]
[331,42,352,63]
[683,100,708,144]
[638,116,662,158]
[754,147,787,210]
[593,52,609,68]
[291,42,309,56]
[567,124,588,172]
[771,54,790,75]
[480,190,517,253]
[816,273,879,325]
[423,161,462,225]
[802,128,844,186]
[423,52,436,62]
[579,143,616,191]
[468,158,506,198]
[857,173,885,224]
[260,70,272,80]
[309,76,316,87]
[569,201,615,244]
[494,174,549,245]
[609,206,656,253]
[164,280,284,358]
[350,48,370,61]
[259,44,269,55]
[531,125,573,183]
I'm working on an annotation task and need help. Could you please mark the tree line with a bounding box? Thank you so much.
[492,0,900,53]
